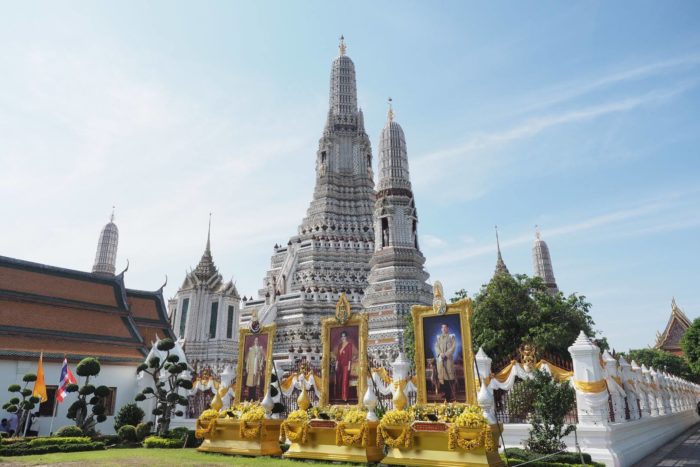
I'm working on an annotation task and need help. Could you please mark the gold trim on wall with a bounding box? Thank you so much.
[234,323,276,405]
[320,309,368,407]
[412,298,477,405]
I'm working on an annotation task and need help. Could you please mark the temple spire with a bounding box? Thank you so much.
[194,214,218,282]
[92,209,119,276]
[206,212,212,255]
[532,226,558,293]
[387,97,394,122]
[494,226,510,276]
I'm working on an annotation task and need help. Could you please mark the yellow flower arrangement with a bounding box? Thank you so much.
[240,405,266,423]
[342,408,367,424]
[287,409,310,423]
[454,406,487,428]
[379,409,414,427]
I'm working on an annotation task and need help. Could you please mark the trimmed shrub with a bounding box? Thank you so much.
[113,403,145,432]
[0,439,105,456]
[28,437,91,447]
[117,425,137,442]
[143,435,182,449]
[93,434,120,446]
[54,425,84,437]
[135,422,153,442]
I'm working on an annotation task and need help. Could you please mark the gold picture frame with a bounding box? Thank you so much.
[412,287,477,405]
[320,294,368,407]
[234,323,276,404]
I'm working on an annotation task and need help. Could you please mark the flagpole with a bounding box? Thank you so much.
[49,354,67,436]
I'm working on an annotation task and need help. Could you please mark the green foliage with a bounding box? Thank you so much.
[135,422,153,441]
[22,374,37,383]
[28,437,91,447]
[4,373,39,436]
[143,435,182,448]
[54,425,84,437]
[682,318,700,376]
[117,425,138,442]
[65,358,107,436]
[65,383,79,393]
[76,358,101,377]
[0,437,105,456]
[402,311,416,370]
[503,447,605,467]
[621,348,697,381]
[156,338,175,352]
[7,384,21,392]
[451,288,469,303]
[113,403,145,432]
[472,274,602,363]
[520,370,576,454]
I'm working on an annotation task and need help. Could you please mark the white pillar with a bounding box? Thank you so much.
[631,361,648,417]
[475,347,496,424]
[602,350,626,422]
[642,365,659,416]
[568,332,609,425]
[618,356,640,420]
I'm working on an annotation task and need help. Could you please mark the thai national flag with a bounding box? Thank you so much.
[56,358,77,403]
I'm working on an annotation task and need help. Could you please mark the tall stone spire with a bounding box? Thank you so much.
[92,208,119,276]
[494,226,510,276]
[194,214,218,282]
[243,37,376,361]
[532,227,558,293]
[363,100,431,362]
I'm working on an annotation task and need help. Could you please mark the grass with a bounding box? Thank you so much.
[0,448,358,466]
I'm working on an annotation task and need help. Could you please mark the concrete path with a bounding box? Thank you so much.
[634,423,700,466]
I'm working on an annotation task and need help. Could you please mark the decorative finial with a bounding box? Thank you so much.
[110,206,115,223]
[206,212,212,253]
[387,97,394,122]
[535,224,541,240]
[495,225,502,255]
[338,35,346,56]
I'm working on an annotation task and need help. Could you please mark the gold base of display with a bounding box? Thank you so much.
[381,424,504,467]
[197,419,283,457]
[283,421,384,463]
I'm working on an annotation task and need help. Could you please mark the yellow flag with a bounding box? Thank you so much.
[33,352,48,403]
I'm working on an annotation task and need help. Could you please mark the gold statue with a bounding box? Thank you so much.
[432,281,447,315]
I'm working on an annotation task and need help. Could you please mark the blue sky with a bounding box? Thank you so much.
[1,1,699,353]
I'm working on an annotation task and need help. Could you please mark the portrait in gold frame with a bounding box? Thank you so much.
[234,323,276,404]
[412,282,477,405]
[320,293,368,407]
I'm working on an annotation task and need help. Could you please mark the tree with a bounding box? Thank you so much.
[451,289,469,303]
[2,373,40,436]
[521,370,576,454]
[66,357,110,435]
[621,348,697,382]
[135,338,192,436]
[114,402,145,432]
[681,318,700,376]
[472,274,602,364]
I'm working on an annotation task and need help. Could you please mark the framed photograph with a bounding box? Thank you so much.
[320,294,368,406]
[235,323,276,404]
[412,284,477,405]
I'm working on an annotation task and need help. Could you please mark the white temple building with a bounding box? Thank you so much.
[532,228,559,293]
[169,220,241,371]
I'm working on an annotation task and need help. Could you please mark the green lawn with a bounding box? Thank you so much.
[0,448,358,466]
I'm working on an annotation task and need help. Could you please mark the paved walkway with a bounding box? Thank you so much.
[634,423,700,466]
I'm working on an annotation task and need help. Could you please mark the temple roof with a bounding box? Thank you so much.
[655,298,692,355]
[0,255,174,364]
[493,227,510,276]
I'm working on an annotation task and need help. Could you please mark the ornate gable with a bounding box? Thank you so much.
[655,298,692,356]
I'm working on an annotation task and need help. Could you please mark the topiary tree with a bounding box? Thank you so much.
[65,358,109,436]
[117,424,138,442]
[135,338,192,436]
[54,425,84,437]
[2,373,40,436]
[113,403,145,432]
[520,370,576,454]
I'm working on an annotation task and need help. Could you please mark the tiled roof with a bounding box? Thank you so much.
[0,255,174,362]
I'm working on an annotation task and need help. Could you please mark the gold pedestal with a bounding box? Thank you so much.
[283,420,384,463]
[381,423,504,467]
[197,419,283,457]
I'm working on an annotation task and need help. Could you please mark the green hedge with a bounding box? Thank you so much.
[143,436,182,449]
[0,441,104,456]
[503,447,602,465]
[54,425,84,437]
[27,437,92,447]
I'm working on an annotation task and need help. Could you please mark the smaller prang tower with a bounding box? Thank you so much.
[92,208,119,277]
[169,217,241,371]
[532,227,558,294]
[493,226,510,277]
[363,99,431,364]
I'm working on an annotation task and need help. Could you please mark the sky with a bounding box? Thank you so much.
[1,1,699,353]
